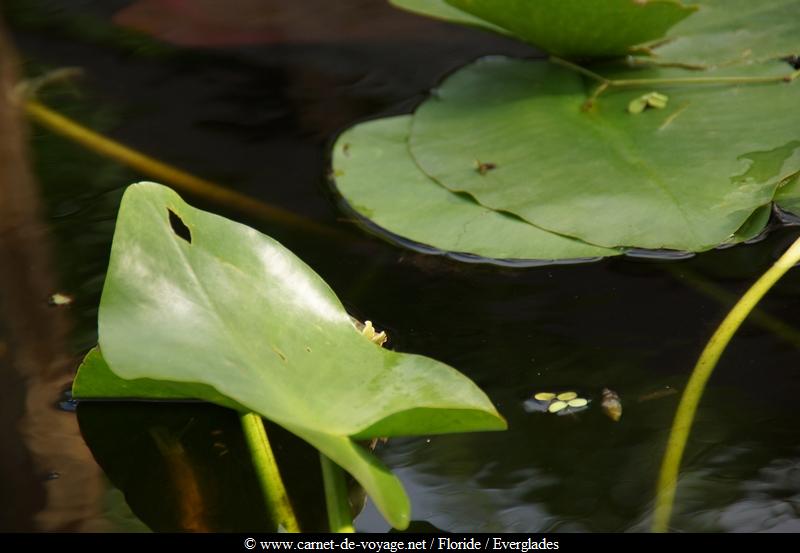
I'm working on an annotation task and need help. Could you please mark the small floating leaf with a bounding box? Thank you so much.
[567,398,588,408]
[556,391,577,401]
[648,92,669,109]
[629,92,670,114]
[601,388,623,422]
[627,96,648,115]
[533,392,556,401]
[548,401,568,414]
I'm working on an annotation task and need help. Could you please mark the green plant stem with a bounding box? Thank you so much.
[653,234,800,533]
[22,98,341,238]
[320,453,355,533]
[612,72,800,87]
[549,56,608,83]
[664,265,800,349]
[239,413,301,532]
[549,56,800,109]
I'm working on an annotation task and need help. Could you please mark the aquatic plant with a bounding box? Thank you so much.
[331,0,800,261]
[72,182,506,531]
[654,233,800,531]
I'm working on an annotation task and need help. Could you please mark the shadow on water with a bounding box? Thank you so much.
[2,0,800,533]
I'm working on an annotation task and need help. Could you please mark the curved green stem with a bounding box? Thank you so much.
[549,56,609,84]
[320,453,355,533]
[240,413,301,533]
[612,72,800,88]
[653,235,800,532]
[549,56,800,109]
[22,98,341,238]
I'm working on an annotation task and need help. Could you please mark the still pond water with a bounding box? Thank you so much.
[2,0,800,532]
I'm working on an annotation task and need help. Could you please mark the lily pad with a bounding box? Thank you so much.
[72,182,507,528]
[332,116,618,261]
[409,57,800,251]
[444,0,696,59]
[646,0,800,68]
[389,0,506,34]
[775,172,800,216]
[728,204,773,245]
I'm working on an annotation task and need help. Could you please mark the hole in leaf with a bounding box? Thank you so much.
[168,209,192,244]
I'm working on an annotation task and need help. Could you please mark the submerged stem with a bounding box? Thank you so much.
[653,235,800,532]
[240,413,301,532]
[22,98,340,238]
[320,453,355,533]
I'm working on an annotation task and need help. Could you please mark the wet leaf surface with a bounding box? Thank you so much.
[409,58,800,251]
[332,116,618,261]
[72,183,506,528]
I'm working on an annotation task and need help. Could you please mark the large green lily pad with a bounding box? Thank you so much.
[332,116,619,261]
[445,0,696,58]
[73,182,506,528]
[646,0,800,68]
[409,58,800,251]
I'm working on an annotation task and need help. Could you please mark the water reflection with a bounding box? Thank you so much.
[2,0,800,533]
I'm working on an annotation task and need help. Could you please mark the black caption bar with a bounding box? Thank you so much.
[0,532,794,552]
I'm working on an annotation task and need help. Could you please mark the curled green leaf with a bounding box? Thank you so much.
[72,182,507,529]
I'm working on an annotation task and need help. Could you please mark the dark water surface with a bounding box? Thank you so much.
[2,0,800,533]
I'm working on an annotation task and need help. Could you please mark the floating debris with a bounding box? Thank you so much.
[48,292,74,307]
[628,91,669,114]
[529,390,590,416]
[361,320,387,347]
[601,388,623,422]
[474,160,497,175]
